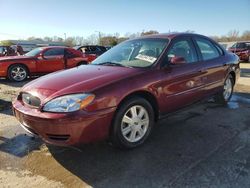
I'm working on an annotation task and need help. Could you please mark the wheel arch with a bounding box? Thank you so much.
[8,63,30,75]
[228,71,236,85]
[116,90,159,122]
[108,89,159,147]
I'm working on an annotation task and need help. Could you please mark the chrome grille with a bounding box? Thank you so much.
[22,93,41,108]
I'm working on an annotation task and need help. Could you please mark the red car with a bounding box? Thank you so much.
[13,33,240,149]
[228,42,250,62]
[0,46,89,81]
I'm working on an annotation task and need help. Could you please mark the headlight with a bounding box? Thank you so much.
[43,93,95,112]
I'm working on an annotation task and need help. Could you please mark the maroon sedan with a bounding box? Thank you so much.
[13,33,240,149]
[228,42,250,62]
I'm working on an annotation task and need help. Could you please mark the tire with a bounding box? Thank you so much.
[8,64,28,82]
[110,97,155,149]
[215,75,234,104]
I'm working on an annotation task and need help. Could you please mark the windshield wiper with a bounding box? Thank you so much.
[98,62,125,67]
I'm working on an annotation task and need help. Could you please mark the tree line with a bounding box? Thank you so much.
[1,30,250,47]
[210,30,250,42]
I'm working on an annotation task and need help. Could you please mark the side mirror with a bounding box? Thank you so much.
[170,56,187,65]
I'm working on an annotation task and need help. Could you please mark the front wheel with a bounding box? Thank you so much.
[111,97,155,149]
[215,75,234,104]
[8,64,28,82]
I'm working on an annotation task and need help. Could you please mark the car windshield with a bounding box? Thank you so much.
[24,48,43,57]
[92,38,169,68]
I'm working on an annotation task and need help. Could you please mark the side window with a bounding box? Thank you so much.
[44,48,64,56]
[66,49,76,58]
[0,47,3,53]
[238,43,246,49]
[195,38,220,60]
[214,43,224,55]
[167,39,198,63]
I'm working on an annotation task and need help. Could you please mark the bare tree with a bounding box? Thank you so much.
[227,30,239,41]
[241,30,250,41]
[141,30,159,36]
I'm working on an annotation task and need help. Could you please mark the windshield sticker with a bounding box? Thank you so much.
[135,54,157,63]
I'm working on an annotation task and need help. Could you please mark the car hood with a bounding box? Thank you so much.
[0,55,34,62]
[22,65,143,103]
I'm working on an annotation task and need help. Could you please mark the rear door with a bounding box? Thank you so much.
[193,37,226,96]
[37,48,65,73]
[158,36,206,113]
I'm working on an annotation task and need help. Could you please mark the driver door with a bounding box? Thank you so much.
[158,37,207,113]
[37,48,65,73]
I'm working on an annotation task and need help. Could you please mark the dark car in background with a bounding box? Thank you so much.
[0,45,24,57]
[13,33,239,149]
[228,42,250,62]
[74,45,107,62]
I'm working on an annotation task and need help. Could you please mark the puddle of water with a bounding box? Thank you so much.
[227,94,250,109]
[227,101,240,109]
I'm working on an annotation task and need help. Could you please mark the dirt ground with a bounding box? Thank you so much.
[0,63,250,188]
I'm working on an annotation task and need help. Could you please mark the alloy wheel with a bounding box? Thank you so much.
[11,66,27,81]
[121,105,149,143]
[223,77,233,101]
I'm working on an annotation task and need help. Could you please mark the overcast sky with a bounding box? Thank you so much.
[0,0,250,40]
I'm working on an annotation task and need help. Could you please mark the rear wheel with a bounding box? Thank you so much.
[215,75,234,104]
[111,97,154,149]
[8,64,28,82]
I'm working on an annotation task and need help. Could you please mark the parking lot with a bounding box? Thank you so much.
[0,63,250,188]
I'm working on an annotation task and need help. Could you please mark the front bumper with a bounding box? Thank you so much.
[12,99,116,146]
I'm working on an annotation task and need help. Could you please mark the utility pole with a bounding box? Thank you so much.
[64,33,66,41]
[95,31,101,45]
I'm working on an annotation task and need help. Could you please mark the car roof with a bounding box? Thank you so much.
[39,46,70,50]
[74,45,105,48]
[138,32,211,40]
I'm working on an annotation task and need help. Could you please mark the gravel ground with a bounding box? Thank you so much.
[0,63,250,188]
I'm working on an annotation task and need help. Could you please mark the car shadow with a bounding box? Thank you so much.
[47,93,250,187]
